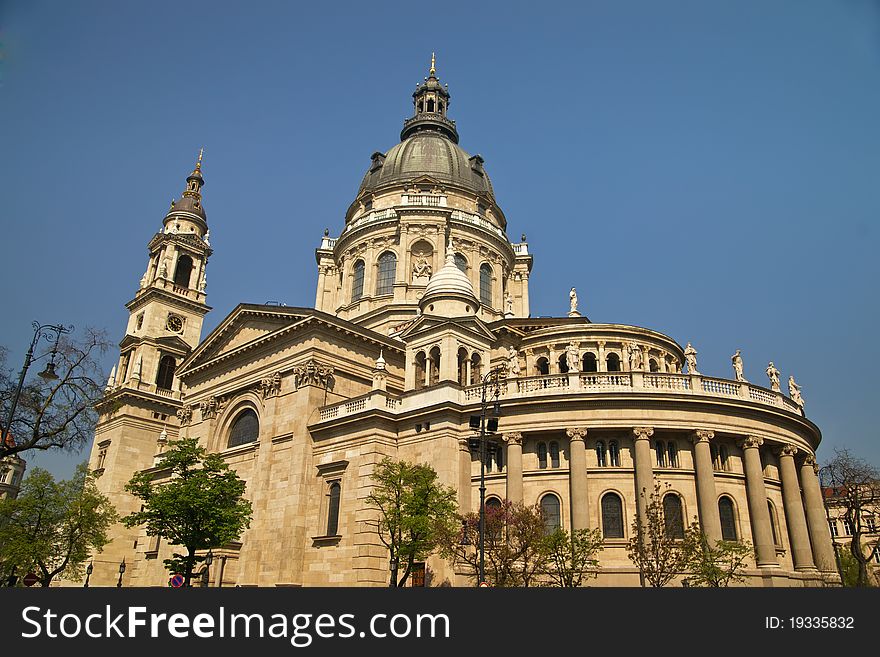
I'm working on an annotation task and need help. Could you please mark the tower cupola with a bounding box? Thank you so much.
[164,149,208,236]
[401,53,459,143]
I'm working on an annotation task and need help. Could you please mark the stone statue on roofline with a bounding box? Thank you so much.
[684,342,699,375]
[788,375,803,406]
[766,362,781,392]
[731,349,746,382]
[568,287,579,317]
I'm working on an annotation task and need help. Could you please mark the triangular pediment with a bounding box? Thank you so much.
[400,314,496,343]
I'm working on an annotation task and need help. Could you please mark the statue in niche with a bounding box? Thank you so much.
[505,290,513,316]
[506,346,521,376]
[159,259,169,278]
[566,341,580,373]
[198,271,207,293]
[788,375,804,406]
[731,349,746,382]
[684,342,699,375]
[411,253,432,282]
[628,342,642,371]
[766,362,781,392]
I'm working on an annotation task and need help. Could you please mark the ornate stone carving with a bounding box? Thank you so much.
[411,253,432,282]
[199,395,225,421]
[766,362,781,392]
[293,359,335,389]
[259,371,282,399]
[633,427,654,440]
[740,435,764,450]
[503,432,523,446]
[506,346,521,376]
[802,454,819,474]
[731,349,746,382]
[691,429,715,443]
[778,444,798,458]
[566,427,588,442]
[176,404,193,426]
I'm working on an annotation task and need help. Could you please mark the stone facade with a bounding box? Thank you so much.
[83,63,837,587]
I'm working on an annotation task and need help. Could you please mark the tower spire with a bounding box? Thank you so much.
[430,52,436,77]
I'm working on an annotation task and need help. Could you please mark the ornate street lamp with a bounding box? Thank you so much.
[84,561,93,588]
[116,558,126,588]
[1,322,72,450]
[201,550,213,587]
[469,365,506,587]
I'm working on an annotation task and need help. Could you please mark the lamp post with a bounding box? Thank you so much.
[470,365,505,587]
[84,562,93,588]
[116,558,126,588]
[1,322,71,450]
[201,550,213,587]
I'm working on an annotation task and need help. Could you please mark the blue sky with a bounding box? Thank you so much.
[2,0,878,480]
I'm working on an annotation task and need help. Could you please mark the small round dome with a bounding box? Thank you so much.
[420,241,478,315]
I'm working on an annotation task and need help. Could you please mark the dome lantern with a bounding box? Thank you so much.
[401,53,459,144]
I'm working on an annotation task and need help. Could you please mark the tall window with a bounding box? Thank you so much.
[649,358,660,372]
[454,253,467,273]
[768,500,779,545]
[828,520,838,537]
[414,351,426,390]
[558,354,569,373]
[173,255,193,288]
[351,260,365,302]
[326,482,341,536]
[606,353,620,372]
[582,353,598,372]
[376,252,396,296]
[608,441,620,467]
[156,354,176,390]
[541,494,561,534]
[536,357,550,376]
[549,441,560,468]
[718,496,737,541]
[538,442,548,469]
[228,409,259,448]
[596,441,606,467]
[601,493,624,539]
[842,518,854,536]
[655,441,667,467]
[865,516,877,533]
[479,264,493,306]
[663,494,685,539]
[667,442,679,468]
[712,443,730,472]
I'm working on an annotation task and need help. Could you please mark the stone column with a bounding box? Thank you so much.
[503,432,523,505]
[740,435,778,567]
[632,427,654,527]
[800,454,838,573]
[458,438,472,513]
[597,341,606,372]
[777,445,816,571]
[690,430,721,544]
[566,427,589,530]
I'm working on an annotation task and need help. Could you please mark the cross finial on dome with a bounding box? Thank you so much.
[196,147,204,171]
[446,235,455,263]
[430,52,436,77]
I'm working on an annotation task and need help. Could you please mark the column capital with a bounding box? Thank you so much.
[802,453,819,474]
[632,427,654,440]
[739,435,763,450]
[458,438,470,453]
[777,444,799,459]
[503,432,523,446]
[691,429,715,444]
[565,427,588,442]
[597,340,606,348]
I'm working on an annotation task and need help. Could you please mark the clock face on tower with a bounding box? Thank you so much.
[166,315,183,333]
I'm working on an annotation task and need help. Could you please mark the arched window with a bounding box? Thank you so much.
[667,442,679,468]
[470,353,482,385]
[609,441,620,467]
[537,357,550,376]
[173,255,193,288]
[663,494,685,539]
[649,358,660,372]
[156,354,176,391]
[767,500,779,546]
[428,346,441,386]
[376,252,396,296]
[601,493,624,539]
[712,443,730,471]
[549,441,560,468]
[426,98,435,112]
[457,348,469,386]
[479,264,493,306]
[718,496,737,541]
[582,353,598,372]
[493,443,504,472]
[541,494,561,534]
[228,409,259,448]
[596,441,606,467]
[454,253,467,274]
[414,351,426,390]
[486,497,502,513]
[558,353,569,373]
[351,260,365,302]
[606,353,620,372]
[655,441,667,467]
[537,442,548,469]
[327,482,341,536]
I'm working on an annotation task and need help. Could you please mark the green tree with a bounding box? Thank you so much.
[0,329,110,460]
[0,463,117,587]
[439,499,549,587]
[627,481,687,587]
[680,521,752,587]
[123,437,252,586]
[820,448,880,587]
[366,458,459,587]
[543,527,604,587]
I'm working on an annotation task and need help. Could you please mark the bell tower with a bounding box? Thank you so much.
[88,153,213,586]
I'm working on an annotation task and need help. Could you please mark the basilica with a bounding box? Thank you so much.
[87,60,837,587]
